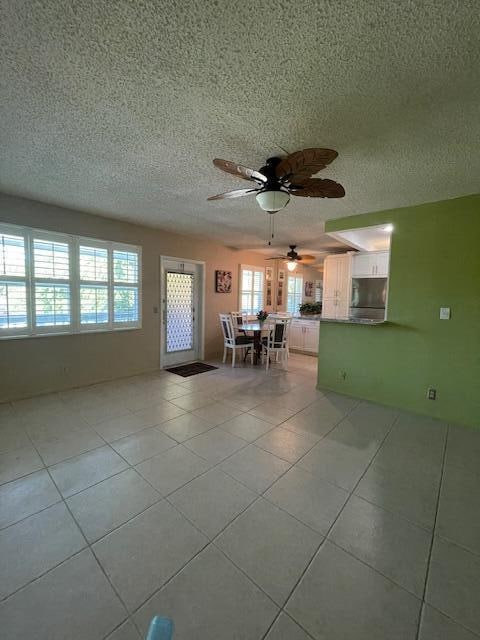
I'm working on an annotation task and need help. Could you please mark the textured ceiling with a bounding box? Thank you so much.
[1,0,479,255]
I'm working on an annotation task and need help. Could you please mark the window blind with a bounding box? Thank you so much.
[239,266,264,315]
[113,250,139,324]
[287,275,303,314]
[32,238,71,329]
[79,245,109,325]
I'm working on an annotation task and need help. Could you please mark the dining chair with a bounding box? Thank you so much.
[268,313,292,355]
[261,316,291,371]
[230,311,248,335]
[219,313,254,367]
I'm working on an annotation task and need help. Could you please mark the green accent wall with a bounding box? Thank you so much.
[318,194,480,428]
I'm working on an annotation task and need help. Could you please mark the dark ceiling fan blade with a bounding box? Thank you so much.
[207,188,259,201]
[290,178,345,198]
[213,159,267,183]
[265,255,288,260]
[276,148,338,180]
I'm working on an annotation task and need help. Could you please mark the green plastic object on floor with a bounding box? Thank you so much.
[146,616,174,640]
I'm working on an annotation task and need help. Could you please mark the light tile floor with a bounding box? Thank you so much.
[0,354,479,639]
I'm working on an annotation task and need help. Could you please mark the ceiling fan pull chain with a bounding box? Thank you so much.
[267,213,275,246]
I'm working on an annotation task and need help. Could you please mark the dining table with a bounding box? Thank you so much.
[241,321,273,365]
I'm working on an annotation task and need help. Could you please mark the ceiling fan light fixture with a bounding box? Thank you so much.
[286,260,297,271]
[255,189,290,213]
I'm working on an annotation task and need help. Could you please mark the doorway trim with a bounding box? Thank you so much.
[159,255,206,369]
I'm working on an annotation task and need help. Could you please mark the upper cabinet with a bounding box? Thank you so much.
[352,250,389,278]
[322,253,352,319]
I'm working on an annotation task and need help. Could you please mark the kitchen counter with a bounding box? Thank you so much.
[291,314,322,321]
[319,317,386,325]
[292,315,385,325]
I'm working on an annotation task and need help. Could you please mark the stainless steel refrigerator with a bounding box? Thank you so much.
[350,277,387,320]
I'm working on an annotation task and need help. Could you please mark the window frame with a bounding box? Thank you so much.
[0,222,142,339]
[0,230,29,337]
[239,264,264,316]
[287,274,303,314]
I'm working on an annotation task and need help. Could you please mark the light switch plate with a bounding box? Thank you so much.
[440,307,450,320]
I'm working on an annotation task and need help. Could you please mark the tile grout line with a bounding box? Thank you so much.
[5,425,134,632]
[159,401,370,638]
[105,393,356,632]
[414,423,450,640]
[259,411,402,639]
[421,604,480,640]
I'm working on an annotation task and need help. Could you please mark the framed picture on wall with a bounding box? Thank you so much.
[278,269,285,281]
[304,281,314,297]
[265,266,273,281]
[215,270,232,293]
[276,279,284,306]
[266,284,272,306]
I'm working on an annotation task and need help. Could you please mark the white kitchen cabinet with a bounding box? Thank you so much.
[289,321,304,350]
[352,251,389,277]
[289,319,319,354]
[322,253,352,319]
[351,252,372,277]
[303,322,320,353]
[375,251,390,276]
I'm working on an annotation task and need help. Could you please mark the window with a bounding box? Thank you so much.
[0,222,141,339]
[33,236,71,330]
[287,275,303,313]
[239,265,264,315]
[113,250,139,323]
[79,245,109,326]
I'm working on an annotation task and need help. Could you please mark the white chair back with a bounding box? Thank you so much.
[265,317,291,350]
[219,313,236,347]
[230,311,248,334]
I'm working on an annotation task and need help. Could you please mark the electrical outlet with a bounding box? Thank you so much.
[439,307,450,320]
[427,387,436,400]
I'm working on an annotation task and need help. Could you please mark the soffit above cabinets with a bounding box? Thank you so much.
[327,225,392,252]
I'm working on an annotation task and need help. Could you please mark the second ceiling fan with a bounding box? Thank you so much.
[266,245,315,271]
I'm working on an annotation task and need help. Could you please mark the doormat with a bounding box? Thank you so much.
[166,362,218,377]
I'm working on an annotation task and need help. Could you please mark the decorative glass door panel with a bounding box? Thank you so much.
[166,272,194,353]
[161,258,203,368]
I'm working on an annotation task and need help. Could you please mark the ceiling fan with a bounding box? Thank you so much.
[207,148,345,213]
[266,245,316,271]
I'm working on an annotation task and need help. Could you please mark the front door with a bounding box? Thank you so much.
[161,258,203,367]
